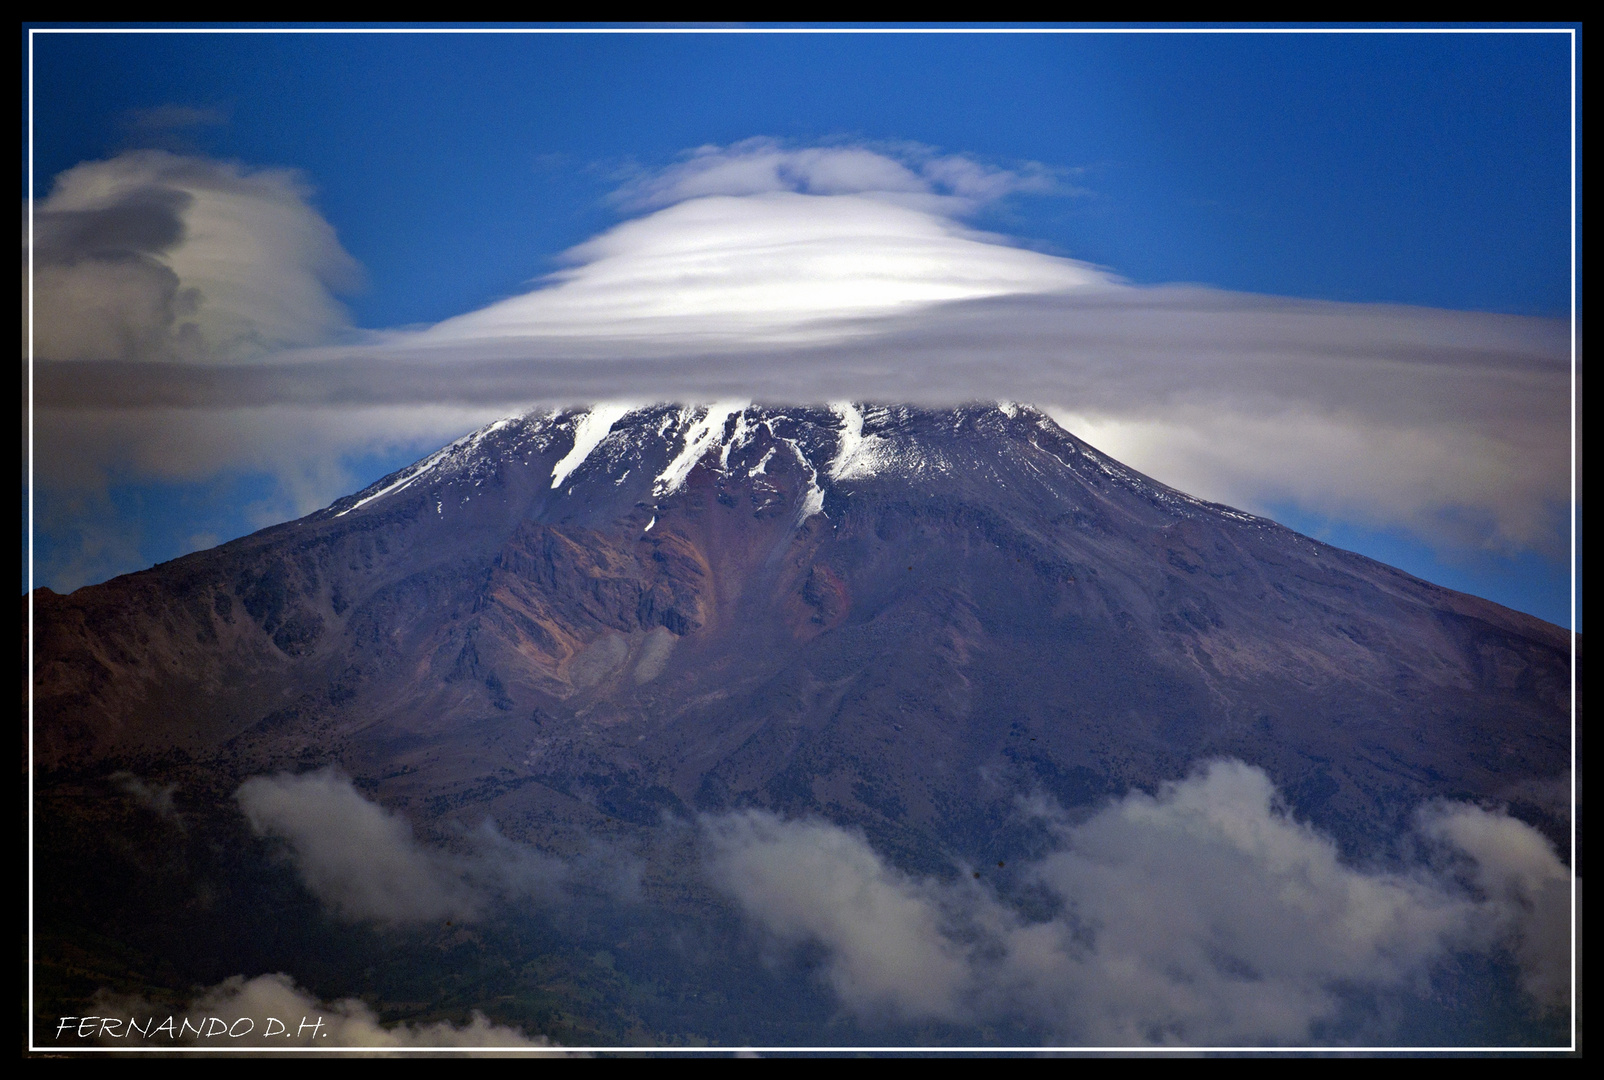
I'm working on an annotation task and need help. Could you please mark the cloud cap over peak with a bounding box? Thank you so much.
[423,190,1109,347]
[413,139,1103,348]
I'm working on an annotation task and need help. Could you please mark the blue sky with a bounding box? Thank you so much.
[25,27,1579,627]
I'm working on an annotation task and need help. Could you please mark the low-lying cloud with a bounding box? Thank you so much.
[703,813,973,1022]
[84,972,555,1050]
[111,770,181,824]
[703,760,1572,1046]
[235,769,578,924]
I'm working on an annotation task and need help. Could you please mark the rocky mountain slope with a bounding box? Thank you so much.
[31,403,1575,859]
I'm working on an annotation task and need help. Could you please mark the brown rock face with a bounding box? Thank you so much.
[30,404,1575,856]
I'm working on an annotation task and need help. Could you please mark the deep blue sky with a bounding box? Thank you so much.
[30,30,1572,323]
[24,28,1579,626]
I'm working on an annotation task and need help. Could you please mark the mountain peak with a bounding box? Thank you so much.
[319,401,1268,548]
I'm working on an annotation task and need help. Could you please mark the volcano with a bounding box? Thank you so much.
[29,403,1575,1047]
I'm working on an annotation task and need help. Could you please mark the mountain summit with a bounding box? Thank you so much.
[34,403,1570,855]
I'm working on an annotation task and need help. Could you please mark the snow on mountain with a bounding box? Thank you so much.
[322,400,1275,539]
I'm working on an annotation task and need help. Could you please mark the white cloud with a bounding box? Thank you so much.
[26,143,1572,593]
[236,769,482,924]
[235,769,599,926]
[27,150,359,363]
[703,812,972,1022]
[420,193,1106,348]
[85,972,558,1051]
[33,402,503,508]
[615,137,1065,211]
[1417,802,1573,1007]
[703,760,1573,1045]
[59,286,1558,560]
[337,145,1569,559]
[407,140,1102,348]
[30,255,187,364]
[1049,400,1567,556]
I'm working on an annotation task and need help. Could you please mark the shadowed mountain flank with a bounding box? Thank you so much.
[32,403,1573,858]
[29,403,1577,1047]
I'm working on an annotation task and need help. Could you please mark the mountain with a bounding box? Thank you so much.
[28,403,1575,1047]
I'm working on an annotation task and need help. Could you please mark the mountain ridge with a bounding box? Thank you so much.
[31,402,1573,867]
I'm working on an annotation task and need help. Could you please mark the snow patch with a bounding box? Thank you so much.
[336,452,446,517]
[550,404,632,489]
[776,436,825,523]
[720,411,753,471]
[828,401,898,481]
[827,402,864,480]
[1031,439,1076,475]
[657,408,688,437]
[653,401,747,496]
[334,416,517,517]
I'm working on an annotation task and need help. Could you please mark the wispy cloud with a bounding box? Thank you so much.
[703,760,1571,1045]
[236,769,486,923]
[125,104,231,132]
[613,137,1070,214]
[110,770,181,823]
[235,768,628,925]
[40,289,1565,559]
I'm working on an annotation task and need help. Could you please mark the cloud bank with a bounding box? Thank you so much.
[27,143,1574,595]
[703,760,1572,1046]
[235,769,576,924]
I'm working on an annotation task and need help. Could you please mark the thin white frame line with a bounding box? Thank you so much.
[23,23,1581,1056]
[18,25,1582,34]
[27,23,38,1063]
[21,1044,1589,1054]
[1566,24,1578,1057]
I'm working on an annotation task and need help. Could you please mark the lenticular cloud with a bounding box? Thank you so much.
[421,190,1108,347]
[412,139,1105,347]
